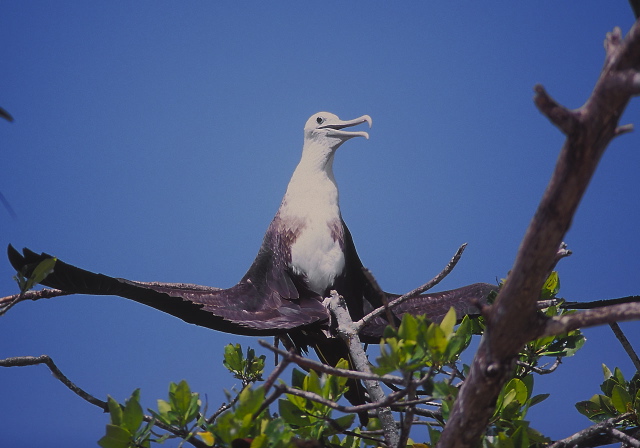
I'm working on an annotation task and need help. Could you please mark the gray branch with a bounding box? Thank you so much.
[327,290,400,448]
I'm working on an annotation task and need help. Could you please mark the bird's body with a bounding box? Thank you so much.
[8,112,497,421]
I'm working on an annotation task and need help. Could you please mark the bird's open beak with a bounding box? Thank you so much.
[320,115,372,140]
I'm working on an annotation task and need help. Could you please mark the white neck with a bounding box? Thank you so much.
[280,139,340,220]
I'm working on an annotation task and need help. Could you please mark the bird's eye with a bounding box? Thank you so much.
[316,117,325,124]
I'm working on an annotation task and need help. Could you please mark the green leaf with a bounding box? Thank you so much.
[122,389,144,434]
[398,313,419,342]
[614,367,627,386]
[612,384,633,414]
[223,344,244,373]
[541,271,560,299]
[426,323,447,355]
[575,400,603,418]
[169,380,199,426]
[326,414,355,434]
[511,423,530,448]
[291,368,307,389]
[235,386,265,417]
[505,378,528,407]
[98,424,132,448]
[576,394,617,421]
[440,307,457,337]
[303,370,322,396]
[278,398,310,427]
[529,393,550,407]
[107,396,124,427]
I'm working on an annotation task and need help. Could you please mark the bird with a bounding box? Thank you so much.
[8,112,496,421]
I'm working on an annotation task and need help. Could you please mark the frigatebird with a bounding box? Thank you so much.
[8,112,496,419]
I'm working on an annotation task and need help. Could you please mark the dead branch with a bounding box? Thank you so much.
[609,322,640,371]
[438,19,640,448]
[0,355,212,448]
[257,339,405,386]
[355,243,467,332]
[0,288,71,316]
[547,413,636,448]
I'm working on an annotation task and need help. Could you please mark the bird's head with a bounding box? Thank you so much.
[303,112,372,149]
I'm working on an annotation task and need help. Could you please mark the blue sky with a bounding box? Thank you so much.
[1,2,639,446]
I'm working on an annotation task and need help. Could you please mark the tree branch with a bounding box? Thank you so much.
[0,355,211,448]
[327,291,400,448]
[539,302,640,338]
[438,19,640,448]
[0,288,71,316]
[0,355,108,409]
[609,322,640,371]
[257,339,405,386]
[355,243,467,332]
[547,413,636,448]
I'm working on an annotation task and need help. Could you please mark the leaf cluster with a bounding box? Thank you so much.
[376,308,472,375]
[223,343,266,386]
[279,359,355,440]
[576,364,640,427]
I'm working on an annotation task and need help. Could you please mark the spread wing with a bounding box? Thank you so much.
[359,282,497,342]
[8,245,329,336]
[334,220,498,341]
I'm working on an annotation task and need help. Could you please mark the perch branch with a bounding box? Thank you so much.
[327,290,399,448]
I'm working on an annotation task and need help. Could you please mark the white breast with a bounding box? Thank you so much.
[279,164,345,295]
[290,217,344,295]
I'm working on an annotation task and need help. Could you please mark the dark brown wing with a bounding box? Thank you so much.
[359,282,497,342]
[8,245,329,336]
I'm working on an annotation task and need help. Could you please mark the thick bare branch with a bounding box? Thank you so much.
[438,19,640,448]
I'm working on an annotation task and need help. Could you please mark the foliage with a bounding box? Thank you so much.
[87,273,603,447]
[223,343,266,386]
[576,364,640,427]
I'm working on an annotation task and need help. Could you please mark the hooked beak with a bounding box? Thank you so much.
[319,115,372,140]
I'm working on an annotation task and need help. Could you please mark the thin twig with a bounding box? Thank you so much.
[363,267,397,330]
[356,244,467,332]
[0,288,71,316]
[0,355,108,410]
[262,356,291,394]
[547,413,634,448]
[516,357,562,375]
[609,322,640,371]
[0,355,209,447]
[258,340,405,385]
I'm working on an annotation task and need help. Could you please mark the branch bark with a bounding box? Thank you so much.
[327,290,400,448]
[438,20,640,448]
